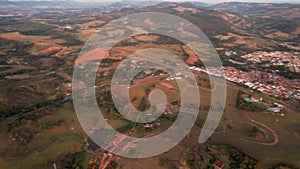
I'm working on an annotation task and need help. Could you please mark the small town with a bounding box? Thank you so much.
[189,66,300,100]
[241,51,300,73]
[1,1,300,169]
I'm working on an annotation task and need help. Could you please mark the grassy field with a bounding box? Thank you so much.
[0,32,65,55]
[90,38,300,168]
[0,18,299,168]
[114,71,300,168]
[0,103,86,169]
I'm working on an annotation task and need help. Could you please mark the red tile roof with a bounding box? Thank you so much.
[213,160,224,168]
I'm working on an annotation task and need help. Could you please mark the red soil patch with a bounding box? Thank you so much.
[182,45,198,65]
[40,46,61,54]
[160,82,174,90]
[75,47,109,65]
[49,125,68,133]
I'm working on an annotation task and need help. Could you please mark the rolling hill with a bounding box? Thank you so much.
[212,2,300,20]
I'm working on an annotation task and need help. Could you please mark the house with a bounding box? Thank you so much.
[63,82,72,88]
[112,134,126,146]
[267,107,281,113]
[213,160,225,169]
[225,51,232,57]
[251,95,263,102]
[144,123,154,128]
[63,93,72,102]
[144,69,151,75]
[245,82,255,88]
[175,72,183,77]
[244,98,254,103]
[274,102,284,108]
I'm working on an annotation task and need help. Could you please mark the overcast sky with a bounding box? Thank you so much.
[7,0,300,4]
[73,0,299,4]
[162,0,298,2]
[158,0,294,2]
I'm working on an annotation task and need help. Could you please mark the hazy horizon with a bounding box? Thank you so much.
[4,0,300,4]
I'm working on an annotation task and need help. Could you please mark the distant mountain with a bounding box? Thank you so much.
[0,0,162,12]
[179,1,208,8]
[0,0,298,49]
[106,0,162,10]
[101,2,233,37]
[0,0,111,8]
[212,2,300,20]
[96,2,299,51]
[0,0,15,5]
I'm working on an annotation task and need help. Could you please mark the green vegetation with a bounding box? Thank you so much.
[116,121,134,133]
[269,65,300,79]
[208,144,257,169]
[0,2,300,169]
[60,151,86,169]
[237,99,266,112]
[0,96,64,119]
[101,58,122,64]
[246,126,261,137]
[236,91,266,112]
[138,96,150,111]
[57,34,84,46]
[0,38,33,58]
[186,154,196,167]
[117,41,139,47]
[229,148,257,169]
[273,164,298,169]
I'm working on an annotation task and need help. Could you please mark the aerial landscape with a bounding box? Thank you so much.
[0,0,299,169]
